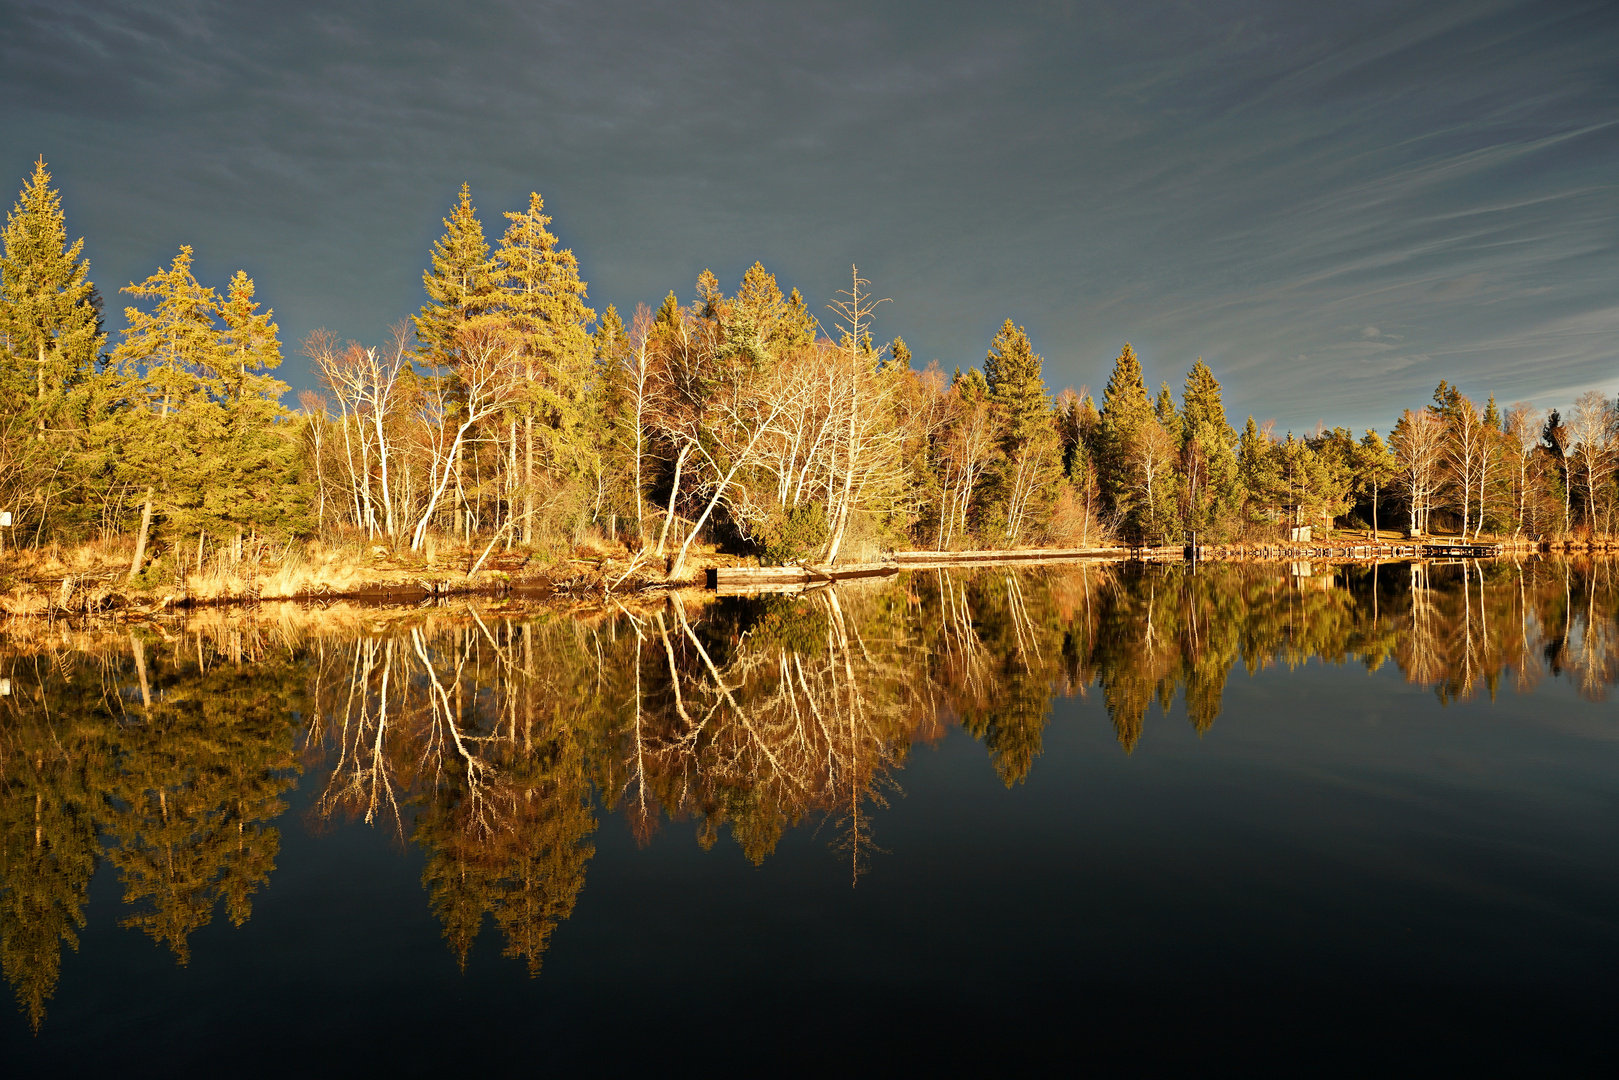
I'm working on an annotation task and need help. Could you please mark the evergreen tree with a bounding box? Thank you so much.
[984,320,1049,443]
[1178,358,1242,538]
[983,320,1060,541]
[1238,415,1279,522]
[654,290,682,332]
[113,247,221,573]
[1097,343,1153,512]
[114,246,219,415]
[1306,426,1358,533]
[1153,381,1180,442]
[208,272,306,539]
[1356,429,1398,536]
[493,191,598,541]
[113,250,305,565]
[782,288,819,347]
[215,271,284,407]
[0,159,104,405]
[730,262,815,358]
[888,335,913,372]
[415,183,498,367]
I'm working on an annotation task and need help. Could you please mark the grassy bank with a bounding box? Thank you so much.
[3,527,1613,621]
[0,532,756,619]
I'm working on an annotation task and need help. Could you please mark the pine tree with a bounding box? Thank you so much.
[113,252,304,570]
[984,320,1049,444]
[730,262,810,359]
[1153,382,1180,442]
[1178,358,1242,538]
[493,191,597,542]
[1097,342,1154,523]
[983,321,1059,542]
[209,272,306,539]
[1356,429,1398,536]
[114,247,219,415]
[415,183,498,367]
[654,290,681,332]
[0,159,104,405]
[215,270,283,406]
[113,247,221,575]
[781,288,819,348]
[1238,415,1279,523]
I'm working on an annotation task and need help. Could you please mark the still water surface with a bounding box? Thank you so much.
[2,560,1616,1072]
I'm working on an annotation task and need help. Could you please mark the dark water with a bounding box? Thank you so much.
[2,560,1616,1074]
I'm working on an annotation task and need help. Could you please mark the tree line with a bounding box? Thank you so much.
[2,160,1616,576]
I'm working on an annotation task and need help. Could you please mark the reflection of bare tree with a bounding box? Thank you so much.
[302,615,598,972]
[630,588,911,881]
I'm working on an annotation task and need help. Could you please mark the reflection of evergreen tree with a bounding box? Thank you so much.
[102,647,300,964]
[0,718,106,1030]
[415,682,596,975]
[952,575,1056,783]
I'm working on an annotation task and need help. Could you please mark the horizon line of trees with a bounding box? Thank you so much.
[2,159,1616,577]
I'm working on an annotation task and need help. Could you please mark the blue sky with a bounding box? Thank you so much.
[2,0,1614,433]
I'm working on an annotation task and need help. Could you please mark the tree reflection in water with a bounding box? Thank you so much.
[1,558,1615,1026]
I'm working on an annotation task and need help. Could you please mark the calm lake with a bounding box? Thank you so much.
[2,560,1616,1073]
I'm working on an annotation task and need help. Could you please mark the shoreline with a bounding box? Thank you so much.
[3,535,1615,622]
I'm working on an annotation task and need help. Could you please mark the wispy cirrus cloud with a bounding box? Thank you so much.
[0,0,1612,431]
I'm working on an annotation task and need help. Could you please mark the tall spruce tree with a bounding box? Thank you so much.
[983,320,1059,541]
[984,320,1050,444]
[1153,382,1180,442]
[0,159,104,405]
[1356,429,1398,536]
[416,183,498,367]
[1098,343,1154,518]
[113,247,220,575]
[208,271,305,539]
[1238,415,1278,522]
[113,250,304,573]
[494,191,597,541]
[1179,358,1242,538]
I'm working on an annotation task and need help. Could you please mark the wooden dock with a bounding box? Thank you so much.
[889,546,1123,567]
[1417,540,1504,558]
[707,562,898,595]
[709,548,1127,594]
[707,540,1510,593]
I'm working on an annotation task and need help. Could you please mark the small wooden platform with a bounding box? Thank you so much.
[707,563,898,595]
[709,548,1129,594]
[1418,541,1504,558]
[889,547,1123,566]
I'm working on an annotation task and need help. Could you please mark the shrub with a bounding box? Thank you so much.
[755,503,829,565]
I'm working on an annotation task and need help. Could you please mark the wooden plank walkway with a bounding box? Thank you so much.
[889,547,1122,566]
[707,563,898,595]
[708,540,1509,593]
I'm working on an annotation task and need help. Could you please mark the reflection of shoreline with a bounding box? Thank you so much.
[1,558,1614,1029]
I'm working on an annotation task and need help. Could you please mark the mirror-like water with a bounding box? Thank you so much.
[2,560,1616,1072]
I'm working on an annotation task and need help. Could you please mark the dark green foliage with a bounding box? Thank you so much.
[756,502,830,566]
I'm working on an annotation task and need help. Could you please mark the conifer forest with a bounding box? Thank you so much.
[2,160,1616,594]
